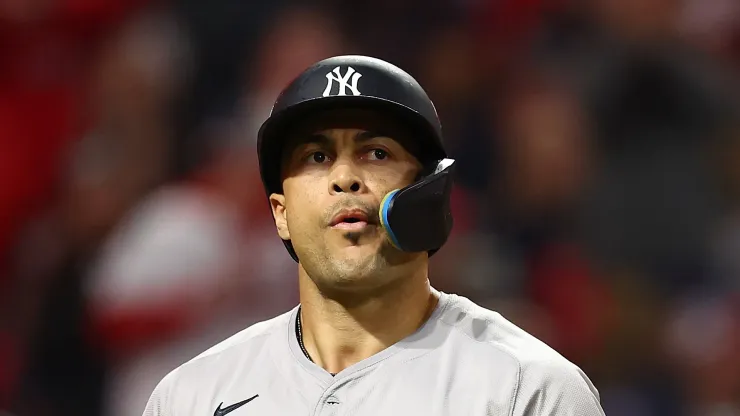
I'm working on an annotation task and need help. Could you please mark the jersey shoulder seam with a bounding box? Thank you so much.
[179,316,287,371]
[434,312,522,416]
[189,330,275,364]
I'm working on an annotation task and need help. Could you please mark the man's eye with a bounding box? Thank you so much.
[367,149,389,161]
[307,151,329,164]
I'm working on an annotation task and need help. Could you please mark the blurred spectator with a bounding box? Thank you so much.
[710,119,740,294]
[486,65,612,363]
[589,0,681,43]
[491,67,593,249]
[415,20,492,193]
[664,292,740,415]
[169,0,290,178]
[539,0,739,297]
[83,112,299,416]
[678,0,740,69]
[6,5,186,415]
[238,4,347,147]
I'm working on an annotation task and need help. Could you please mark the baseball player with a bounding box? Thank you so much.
[142,55,606,415]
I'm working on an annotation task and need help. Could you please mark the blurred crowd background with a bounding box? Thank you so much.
[1,0,739,415]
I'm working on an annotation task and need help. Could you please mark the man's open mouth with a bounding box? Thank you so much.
[330,209,375,230]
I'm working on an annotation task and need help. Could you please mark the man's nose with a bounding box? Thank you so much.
[328,160,366,195]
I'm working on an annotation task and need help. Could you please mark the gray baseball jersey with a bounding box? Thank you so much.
[142,291,606,415]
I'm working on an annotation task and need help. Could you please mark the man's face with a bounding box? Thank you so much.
[269,109,423,292]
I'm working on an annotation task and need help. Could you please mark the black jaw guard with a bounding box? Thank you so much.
[379,158,455,253]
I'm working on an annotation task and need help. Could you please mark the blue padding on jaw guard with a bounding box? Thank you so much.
[379,189,402,249]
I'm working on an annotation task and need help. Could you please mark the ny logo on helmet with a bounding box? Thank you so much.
[322,66,362,97]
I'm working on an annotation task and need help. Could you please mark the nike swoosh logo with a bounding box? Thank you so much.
[213,394,259,416]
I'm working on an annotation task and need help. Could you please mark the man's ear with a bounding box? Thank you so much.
[269,193,290,240]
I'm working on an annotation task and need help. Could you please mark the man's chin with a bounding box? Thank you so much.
[325,242,383,273]
[333,235,413,268]
[326,246,376,270]
[313,262,390,302]
[332,232,383,252]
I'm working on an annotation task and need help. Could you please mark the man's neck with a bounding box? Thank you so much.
[297,266,439,375]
